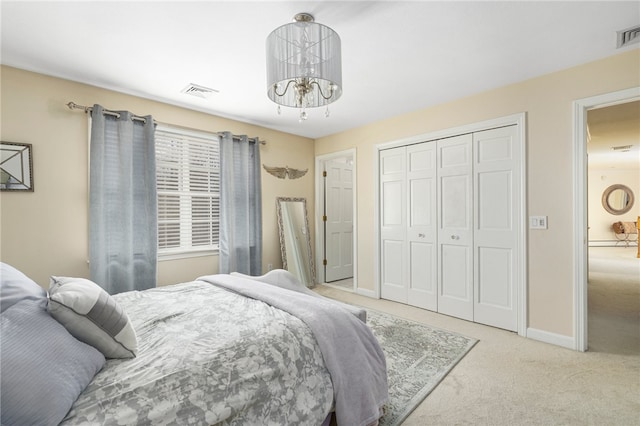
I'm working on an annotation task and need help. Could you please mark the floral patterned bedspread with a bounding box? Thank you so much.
[61,281,334,425]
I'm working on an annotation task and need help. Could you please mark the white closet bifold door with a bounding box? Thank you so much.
[380,146,407,303]
[406,142,438,310]
[378,121,522,332]
[437,134,474,321]
[473,126,520,332]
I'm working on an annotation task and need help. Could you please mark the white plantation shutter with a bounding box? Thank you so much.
[155,125,220,256]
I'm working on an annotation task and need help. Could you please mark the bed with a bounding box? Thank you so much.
[0,264,388,426]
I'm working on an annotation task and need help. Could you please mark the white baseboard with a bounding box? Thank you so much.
[588,240,617,247]
[526,327,575,350]
[356,287,377,298]
[589,240,638,247]
[354,291,579,350]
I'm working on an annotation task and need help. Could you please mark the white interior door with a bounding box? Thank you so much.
[406,142,438,310]
[473,126,519,331]
[437,134,474,321]
[325,159,354,282]
[380,146,407,303]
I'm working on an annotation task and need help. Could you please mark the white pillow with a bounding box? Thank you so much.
[47,276,137,359]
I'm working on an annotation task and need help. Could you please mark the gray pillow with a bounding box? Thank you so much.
[0,299,105,426]
[48,276,138,358]
[0,262,47,313]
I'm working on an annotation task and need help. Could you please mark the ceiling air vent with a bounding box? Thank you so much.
[611,145,632,152]
[617,25,640,48]
[181,83,219,99]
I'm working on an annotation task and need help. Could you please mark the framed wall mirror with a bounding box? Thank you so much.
[601,184,634,215]
[1,141,33,191]
[276,197,315,287]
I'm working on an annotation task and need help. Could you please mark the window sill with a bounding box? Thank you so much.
[158,248,218,262]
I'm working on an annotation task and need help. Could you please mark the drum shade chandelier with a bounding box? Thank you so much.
[266,13,342,122]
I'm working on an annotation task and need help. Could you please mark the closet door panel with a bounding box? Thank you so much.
[474,126,519,331]
[437,134,473,320]
[382,181,403,226]
[407,142,437,310]
[380,147,407,303]
[409,241,434,291]
[382,239,405,300]
[440,142,470,169]
[477,170,512,232]
[441,175,471,229]
[441,244,472,296]
[477,247,512,306]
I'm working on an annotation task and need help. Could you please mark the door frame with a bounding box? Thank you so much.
[315,149,357,287]
[572,87,640,352]
[374,113,528,336]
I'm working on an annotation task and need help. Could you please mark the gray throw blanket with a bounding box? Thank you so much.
[230,269,367,323]
[198,274,389,426]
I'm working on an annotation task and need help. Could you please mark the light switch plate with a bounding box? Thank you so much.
[530,216,548,230]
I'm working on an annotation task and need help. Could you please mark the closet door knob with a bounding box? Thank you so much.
[451,235,460,240]
[418,233,425,238]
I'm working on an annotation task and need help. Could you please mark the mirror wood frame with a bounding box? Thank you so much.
[276,197,316,286]
[601,184,635,215]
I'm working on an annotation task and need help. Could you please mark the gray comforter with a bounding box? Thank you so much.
[62,281,335,425]
[199,273,389,426]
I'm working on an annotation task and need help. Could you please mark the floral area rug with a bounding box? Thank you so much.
[366,310,478,426]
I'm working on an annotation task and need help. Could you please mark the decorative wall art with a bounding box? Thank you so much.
[263,164,308,180]
[1,142,33,191]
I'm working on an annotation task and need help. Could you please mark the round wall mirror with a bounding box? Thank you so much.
[601,184,635,215]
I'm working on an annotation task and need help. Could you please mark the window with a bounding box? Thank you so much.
[155,125,220,258]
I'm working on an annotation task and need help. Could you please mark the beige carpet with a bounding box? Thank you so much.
[315,247,639,425]
[589,247,639,356]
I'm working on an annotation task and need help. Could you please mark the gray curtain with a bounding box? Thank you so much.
[89,105,157,294]
[219,132,262,275]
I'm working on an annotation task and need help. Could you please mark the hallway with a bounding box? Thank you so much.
[588,246,640,355]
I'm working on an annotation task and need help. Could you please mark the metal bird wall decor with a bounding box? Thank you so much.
[263,164,308,179]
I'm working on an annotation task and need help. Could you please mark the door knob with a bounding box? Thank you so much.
[418,233,425,238]
[451,235,460,240]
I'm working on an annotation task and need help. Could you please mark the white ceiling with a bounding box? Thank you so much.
[1,1,639,139]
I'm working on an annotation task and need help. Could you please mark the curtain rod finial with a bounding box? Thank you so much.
[67,101,91,113]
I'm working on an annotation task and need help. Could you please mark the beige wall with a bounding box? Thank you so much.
[315,50,640,337]
[0,66,315,287]
[3,50,639,339]
[588,167,640,241]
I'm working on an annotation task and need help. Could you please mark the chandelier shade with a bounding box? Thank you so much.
[266,13,342,114]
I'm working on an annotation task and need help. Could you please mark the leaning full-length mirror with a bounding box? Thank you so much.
[276,197,315,287]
